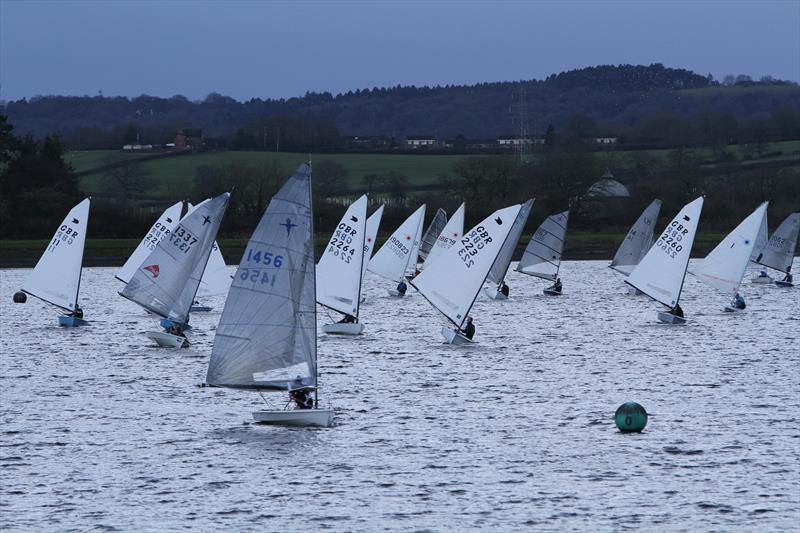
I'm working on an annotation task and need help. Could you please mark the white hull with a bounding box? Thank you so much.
[145,331,189,348]
[751,275,773,284]
[441,326,473,345]
[58,316,88,327]
[483,287,508,300]
[321,322,364,335]
[387,289,405,297]
[253,408,334,427]
[657,311,686,325]
[775,280,794,288]
[543,288,562,296]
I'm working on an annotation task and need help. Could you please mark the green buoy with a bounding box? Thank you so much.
[615,401,648,432]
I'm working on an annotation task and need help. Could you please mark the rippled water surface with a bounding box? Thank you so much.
[1,260,798,531]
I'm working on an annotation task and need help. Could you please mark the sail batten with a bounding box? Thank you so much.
[207,164,317,392]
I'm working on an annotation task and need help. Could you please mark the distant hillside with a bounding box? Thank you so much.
[3,63,799,147]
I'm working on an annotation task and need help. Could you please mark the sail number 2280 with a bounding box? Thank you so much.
[240,249,284,286]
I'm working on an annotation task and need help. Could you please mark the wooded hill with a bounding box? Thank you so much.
[4,64,799,150]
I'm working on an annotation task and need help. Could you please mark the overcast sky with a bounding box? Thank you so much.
[1,0,798,101]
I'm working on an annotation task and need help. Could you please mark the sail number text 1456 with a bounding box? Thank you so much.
[240,249,285,287]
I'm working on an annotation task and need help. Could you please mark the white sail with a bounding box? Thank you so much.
[694,202,768,296]
[487,199,534,285]
[316,194,368,317]
[207,163,317,391]
[116,201,183,284]
[23,198,91,312]
[516,210,570,281]
[626,196,704,308]
[368,204,426,283]
[361,204,384,280]
[196,242,231,297]
[405,211,426,276]
[610,199,662,276]
[418,208,447,261]
[421,202,466,270]
[120,193,230,324]
[752,212,800,273]
[749,211,769,262]
[411,204,523,328]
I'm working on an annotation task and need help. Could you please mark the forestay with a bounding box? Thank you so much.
[418,208,447,261]
[207,164,316,391]
[626,196,704,307]
[752,212,800,273]
[316,194,368,317]
[516,210,569,281]
[368,204,426,282]
[120,193,230,324]
[116,201,183,284]
[694,202,768,296]
[412,204,523,328]
[610,199,662,276]
[361,205,384,280]
[421,203,465,270]
[487,199,533,285]
[23,198,91,312]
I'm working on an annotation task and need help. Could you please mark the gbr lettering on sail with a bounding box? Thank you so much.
[456,225,493,269]
[657,219,690,260]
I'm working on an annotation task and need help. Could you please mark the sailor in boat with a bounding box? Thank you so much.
[668,304,684,318]
[782,267,793,284]
[289,387,314,410]
[757,270,770,279]
[166,323,186,338]
[396,280,408,295]
[732,292,746,310]
[69,307,84,319]
[548,277,563,294]
[461,316,476,340]
[338,314,357,324]
[500,282,510,297]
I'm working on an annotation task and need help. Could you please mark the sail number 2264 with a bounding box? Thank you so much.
[240,249,285,286]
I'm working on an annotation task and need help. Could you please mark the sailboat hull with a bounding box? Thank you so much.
[441,326,473,345]
[543,288,562,296]
[751,275,773,284]
[657,311,686,325]
[253,408,334,427]
[774,280,793,288]
[322,322,364,335]
[58,316,88,327]
[145,331,189,348]
[483,288,508,300]
[723,306,745,313]
[159,318,192,331]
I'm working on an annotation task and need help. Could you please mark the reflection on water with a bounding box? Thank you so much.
[1,260,798,530]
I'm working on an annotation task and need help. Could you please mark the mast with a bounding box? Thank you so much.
[308,163,318,407]
[354,198,368,321]
[73,197,91,313]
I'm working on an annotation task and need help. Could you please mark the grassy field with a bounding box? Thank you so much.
[0,232,732,268]
[68,139,800,197]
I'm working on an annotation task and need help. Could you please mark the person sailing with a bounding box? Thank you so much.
[732,292,746,310]
[500,282,510,297]
[166,322,185,337]
[396,280,408,295]
[669,304,684,318]
[548,277,562,293]
[782,266,793,284]
[757,270,769,279]
[289,388,314,409]
[461,316,475,340]
[70,306,84,319]
[338,314,356,324]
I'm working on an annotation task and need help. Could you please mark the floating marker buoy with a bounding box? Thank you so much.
[615,401,648,432]
[13,291,27,303]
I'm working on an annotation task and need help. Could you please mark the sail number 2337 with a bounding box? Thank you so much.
[456,226,492,269]
[240,249,285,286]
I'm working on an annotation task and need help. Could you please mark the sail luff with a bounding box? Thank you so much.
[487,199,534,285]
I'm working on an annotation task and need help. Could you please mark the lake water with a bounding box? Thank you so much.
[1,260,798,531]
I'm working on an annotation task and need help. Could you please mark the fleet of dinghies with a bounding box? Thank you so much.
[12,162,799,427]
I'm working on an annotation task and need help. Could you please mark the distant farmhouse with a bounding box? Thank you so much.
[593,135,618,145]
[405,135,436,149]
[175,128,204,151]
[496,135,545,146]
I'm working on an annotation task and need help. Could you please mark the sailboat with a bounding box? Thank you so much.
[403,206,432,279]
[484,199,534,299]
[20,198,91,327]
[516,210,570,296]
[693,202,768,312]
[120,193,230,348]
[418,208,447,264]
[358,204,384,303]
[317,194,368,335]
[192,241,231,311]
[411,203,524,344]
[420,202,466,270]
[750,212,799,287]
[610,199,662,294]
[625,196,704,325]
[206,163,334,428]
[368,204,426,297]
[116,200,183,284]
